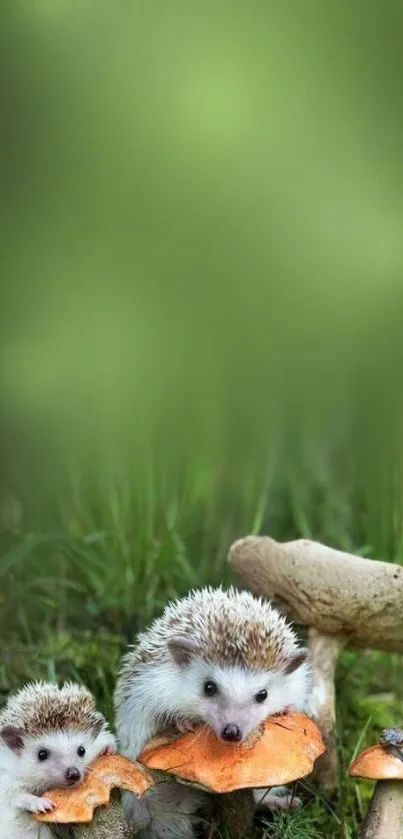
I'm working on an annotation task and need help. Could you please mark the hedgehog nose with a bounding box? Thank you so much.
[65,766,81,784]
[221,724,242,742]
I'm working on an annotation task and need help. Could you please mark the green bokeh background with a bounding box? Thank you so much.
[3,0,403,471]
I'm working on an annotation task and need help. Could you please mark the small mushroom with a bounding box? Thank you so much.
[350,727,403,838]
[34,754,154,824]
[229,535,403,793]
[139,712,324,839]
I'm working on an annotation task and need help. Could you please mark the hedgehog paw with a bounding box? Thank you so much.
[176,719,200,733]
[102,743,118,755]
[20,794,56,814]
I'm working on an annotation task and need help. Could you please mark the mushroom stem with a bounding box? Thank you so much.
[214,789,255,839]
[358,781,403,839]
[307,629,346,795]
[64,792,133,839]
[54,828,75,839]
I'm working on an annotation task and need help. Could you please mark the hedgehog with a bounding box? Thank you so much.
[0,681,116,839]
[114,586,310,839]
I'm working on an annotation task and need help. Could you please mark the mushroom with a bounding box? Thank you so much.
[139,712,325,837]
[139,712,324,793]
[228,535,403,793]
[34,753,153,825]
[349,727,403,838]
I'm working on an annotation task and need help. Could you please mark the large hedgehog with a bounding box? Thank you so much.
[0,682,116,839]
[115,586,309,839]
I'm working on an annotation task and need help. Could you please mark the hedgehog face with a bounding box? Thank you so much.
[0,725,116,792]
[185,658,309,742]
[162,636,309,743]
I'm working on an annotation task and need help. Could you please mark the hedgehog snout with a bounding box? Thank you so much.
[65,766,81,785]
[221,724,242,742]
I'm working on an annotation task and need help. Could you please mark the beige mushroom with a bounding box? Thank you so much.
[350,728,403,838]
[229,535,403,793]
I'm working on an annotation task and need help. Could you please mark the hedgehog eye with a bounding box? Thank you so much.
[77,746,86,757]
[255,689,268,703]
[204,680,218,697]
[37,748,50,762]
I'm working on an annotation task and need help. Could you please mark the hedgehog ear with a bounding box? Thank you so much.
[89,713,104,739]
[168,636,201,666]
[1,725,25,753]
[284,649,308,675]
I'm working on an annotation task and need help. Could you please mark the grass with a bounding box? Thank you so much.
[1,443,402,839]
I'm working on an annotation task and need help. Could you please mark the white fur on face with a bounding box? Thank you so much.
[131,657,310,744]
[7,727,116,793]
[183,659,310,741]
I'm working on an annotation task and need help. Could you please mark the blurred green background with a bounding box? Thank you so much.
[2,1,403,836]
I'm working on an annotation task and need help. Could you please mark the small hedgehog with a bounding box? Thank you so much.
[114,586,309,838]
[0,681,116,839]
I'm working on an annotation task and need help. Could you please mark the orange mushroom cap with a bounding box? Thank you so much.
[350,746,403,781]
[34,754,154,824]
[139,712,325,794]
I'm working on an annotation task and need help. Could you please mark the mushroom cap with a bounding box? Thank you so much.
[229,536,403,652]
[138,712,325,793]
[349,746,403,781]
[34,754,154,824]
